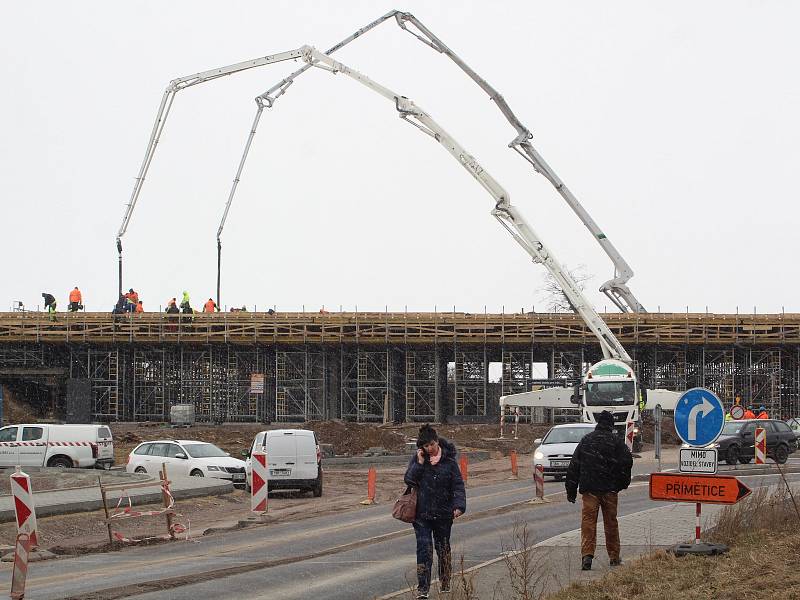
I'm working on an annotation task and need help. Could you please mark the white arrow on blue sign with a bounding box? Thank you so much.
[674,387,725,447]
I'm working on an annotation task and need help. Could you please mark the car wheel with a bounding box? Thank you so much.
[312,470,323,497]
[553,475,564,482]
[774,444,789,465]
[738,457,752,464]
[190,469,205,477]
[725,446,739,465]
[48,456,73,469]
[134,466,147,474]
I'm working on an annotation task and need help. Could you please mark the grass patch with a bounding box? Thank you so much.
[549,482,800,600]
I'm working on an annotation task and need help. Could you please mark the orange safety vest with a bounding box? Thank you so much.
[69,289,82,303]
[135,303,144,313]
[756,411,768,419]
[743,410,756,419]
[204,300,216,313]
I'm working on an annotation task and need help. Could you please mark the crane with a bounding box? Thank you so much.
[114,47,307,296]
[297,46,645,437]
[215,11,645,313]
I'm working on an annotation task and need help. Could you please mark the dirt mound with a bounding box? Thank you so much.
[307,421,407,455]
[2,393,38,423]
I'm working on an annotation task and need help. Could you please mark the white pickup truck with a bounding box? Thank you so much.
[0,424,114,469]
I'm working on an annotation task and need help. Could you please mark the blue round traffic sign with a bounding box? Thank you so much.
[674,387,725,447]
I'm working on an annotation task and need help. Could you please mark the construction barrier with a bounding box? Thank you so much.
[625,421,635,452]
[509,450,519,479]
[10,533,30,600]
[513,408,520,440]
[10,469,38,548]
[534,464,544,500]
[251,451,269,514]
[755,427,766,465]
[499,406,505,439]
[459,455,468,484]
[360,467,377,505]
[99,464,188,544]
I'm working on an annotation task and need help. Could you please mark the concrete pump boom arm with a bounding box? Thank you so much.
[393,13,645,314]
[217,10,645,313]
[114,48,306,244]
[301,46,631,363]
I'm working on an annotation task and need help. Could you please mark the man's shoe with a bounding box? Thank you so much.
[415,591,429,599]
[440,581,451,593]
[610,558,622,567]
[581,555,593,571]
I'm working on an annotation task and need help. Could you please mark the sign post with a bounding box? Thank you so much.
[654,404,662,472]
[655,388,740,556]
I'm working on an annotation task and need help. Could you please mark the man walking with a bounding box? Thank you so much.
[565,410,633,571]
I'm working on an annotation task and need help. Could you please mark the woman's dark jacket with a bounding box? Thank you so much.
[565,422,633,501]
[404,438,466,520]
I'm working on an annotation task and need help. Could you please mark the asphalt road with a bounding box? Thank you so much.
[3,461,799,600]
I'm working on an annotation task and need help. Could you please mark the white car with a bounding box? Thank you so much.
[126,440,246,486]
[533,423,595,480]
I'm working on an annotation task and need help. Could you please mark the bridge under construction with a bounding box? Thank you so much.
[1,310,798,423]
[0,312,800,422]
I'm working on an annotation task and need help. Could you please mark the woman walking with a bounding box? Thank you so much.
[404,424,466,599]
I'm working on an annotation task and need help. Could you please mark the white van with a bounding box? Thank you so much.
[0,424,114,469]
[245,429,322,497]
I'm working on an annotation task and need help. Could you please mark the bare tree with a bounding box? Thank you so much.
[538,264,593,313]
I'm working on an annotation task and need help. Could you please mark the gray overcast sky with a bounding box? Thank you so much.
[1,1,798,314]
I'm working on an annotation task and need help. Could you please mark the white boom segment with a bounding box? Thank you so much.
[215,11,645,312]
[301,46,632,363]
[114,47,306,294]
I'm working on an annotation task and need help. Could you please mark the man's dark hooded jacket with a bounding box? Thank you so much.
[565,415,633,502]
[404,438,467,520]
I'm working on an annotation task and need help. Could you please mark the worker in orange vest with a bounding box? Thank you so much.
[756,406,769,419]
[743,407,756,419]
[68,287,83,312]
[135,301,144,313]
[203,298,218,313]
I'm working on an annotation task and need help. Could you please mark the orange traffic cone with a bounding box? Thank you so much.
[459,455,468,484]
[360,466,377,505]
[510,450,519,479]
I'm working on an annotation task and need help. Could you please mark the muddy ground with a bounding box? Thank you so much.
[0,456,530,554]
[109,421,550,466]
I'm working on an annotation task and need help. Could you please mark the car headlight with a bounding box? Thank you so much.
[206,466,219,471]
[534,451,545,460]
[633,427,640,434]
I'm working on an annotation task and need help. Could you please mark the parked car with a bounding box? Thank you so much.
[126,440,246,485]
[0,423,114,469]
[245,429,322,497]
[711,419,797,465]
[533,423,595,480]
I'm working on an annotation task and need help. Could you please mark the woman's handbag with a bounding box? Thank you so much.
[392,486,417,523]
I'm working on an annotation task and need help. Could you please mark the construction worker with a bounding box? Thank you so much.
[68,287,83,312]
[42,292,57,321]
[203,298,218,313]
[180,291,191,311]
[743,406,756,419]
[165,298,179,314]
[725,411,732,421]
[756,406,769,419]
[135,301,144,314]
[124,289,139,312]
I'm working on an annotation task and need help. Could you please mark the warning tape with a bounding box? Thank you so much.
[108,481,193,544]
[0,441,104,447]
